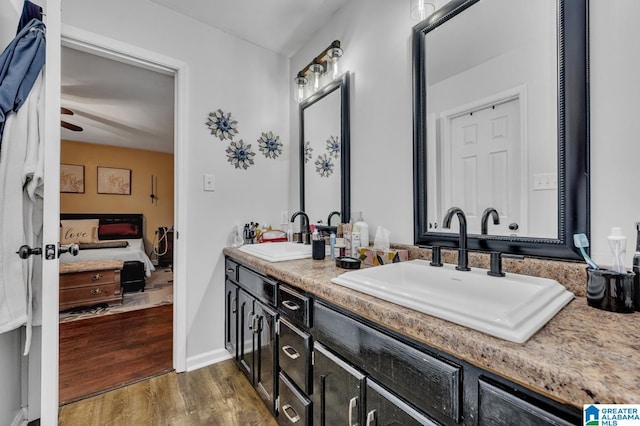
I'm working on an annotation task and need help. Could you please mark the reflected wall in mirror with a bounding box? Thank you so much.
[300,72,350,225]
[413,0,589,260]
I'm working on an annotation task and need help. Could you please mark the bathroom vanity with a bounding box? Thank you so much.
[224,247,640,425]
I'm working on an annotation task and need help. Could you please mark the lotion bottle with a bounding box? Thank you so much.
[354,212,369,248]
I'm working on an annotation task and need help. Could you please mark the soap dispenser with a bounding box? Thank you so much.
[354,211,369,248]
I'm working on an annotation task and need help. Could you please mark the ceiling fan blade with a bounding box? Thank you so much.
[61,120,83,132]
[61,107,74,115]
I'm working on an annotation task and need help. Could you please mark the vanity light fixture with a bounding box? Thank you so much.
[293,40,343,103]
[410,0,436,21]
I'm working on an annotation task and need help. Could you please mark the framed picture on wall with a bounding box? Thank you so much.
[97,166,131,195]
[60,164,85,193]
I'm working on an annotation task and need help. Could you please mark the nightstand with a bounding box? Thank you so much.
[59,260,124,311]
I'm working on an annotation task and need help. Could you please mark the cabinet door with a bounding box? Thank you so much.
[238,289,255,383]
[365,379,438,426]
[255,300,278,413]
[313,342,365,426]
[225,280,238,359]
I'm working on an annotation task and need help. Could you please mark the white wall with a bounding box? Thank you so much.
[291,0,640,268]
[62,0,289,362]
[0,330,22,425]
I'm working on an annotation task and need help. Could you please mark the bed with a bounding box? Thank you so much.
[58,213,155,292]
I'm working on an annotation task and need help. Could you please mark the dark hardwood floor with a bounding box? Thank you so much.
[58,359,277,426]
[59,304,173,404]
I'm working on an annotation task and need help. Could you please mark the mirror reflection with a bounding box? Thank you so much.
[300,73,350,226]
[425,0,557,238]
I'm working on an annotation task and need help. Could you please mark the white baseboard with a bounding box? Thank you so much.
[12,407,27,426]
[186,348,232,372]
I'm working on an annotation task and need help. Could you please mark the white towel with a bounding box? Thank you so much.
[0,72,44,355]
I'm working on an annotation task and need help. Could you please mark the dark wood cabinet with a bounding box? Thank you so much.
[312,342,364,426]
[224,256,581,426]
[59,261,123,311]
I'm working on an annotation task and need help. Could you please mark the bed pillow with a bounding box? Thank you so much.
[60,219,99,244]
[98,223,140,240]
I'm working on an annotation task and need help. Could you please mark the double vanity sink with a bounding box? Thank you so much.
[238,242,574,343]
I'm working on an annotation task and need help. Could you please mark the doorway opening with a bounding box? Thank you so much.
[57,35,183,404]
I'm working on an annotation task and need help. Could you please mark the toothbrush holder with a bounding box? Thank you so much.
[586,268,636,313]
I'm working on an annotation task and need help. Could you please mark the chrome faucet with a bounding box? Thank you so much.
[480,207,500,235]
[442,207,470,271]
[327,210,341,227]
[290,211,311,244]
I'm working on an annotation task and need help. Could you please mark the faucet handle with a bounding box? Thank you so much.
[488,252,524,277]
[430,246,443,267]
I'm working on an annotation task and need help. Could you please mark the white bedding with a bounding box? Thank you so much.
[59,239,155,277]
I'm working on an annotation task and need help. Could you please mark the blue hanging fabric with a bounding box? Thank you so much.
[17,1,43,33]
[0,16,45,145]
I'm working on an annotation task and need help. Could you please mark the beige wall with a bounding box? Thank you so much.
[60,140,174,253]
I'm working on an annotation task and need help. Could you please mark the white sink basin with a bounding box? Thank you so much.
[238,242,314,262]
[331,259,574,343]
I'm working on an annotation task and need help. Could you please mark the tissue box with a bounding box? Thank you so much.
[358,248,408,266]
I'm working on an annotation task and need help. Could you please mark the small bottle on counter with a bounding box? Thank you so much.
[330,232,336,260]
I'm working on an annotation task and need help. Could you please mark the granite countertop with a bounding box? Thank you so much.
[224,247,640,409]
[59,260,124,274]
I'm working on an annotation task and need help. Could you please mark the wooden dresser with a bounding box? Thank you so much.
[59,260,124,311]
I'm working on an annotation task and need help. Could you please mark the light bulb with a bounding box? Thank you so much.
[294,76,307,103]
[411,0,436,21]
[327,46,343,79]
[309,63,324,92]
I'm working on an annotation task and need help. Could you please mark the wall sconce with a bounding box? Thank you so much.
[294,40,343,103]
[410,0,436,21]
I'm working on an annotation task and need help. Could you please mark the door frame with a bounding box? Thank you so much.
[60,23,188,370]
[439,85,529,234]
[40,25,188,422]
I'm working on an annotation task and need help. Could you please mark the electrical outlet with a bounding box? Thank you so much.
[280,210,289,225]
[203,174,215,191]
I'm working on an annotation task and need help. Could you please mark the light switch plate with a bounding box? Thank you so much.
[203,174,215,191]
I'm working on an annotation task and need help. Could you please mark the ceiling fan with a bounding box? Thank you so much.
[61,107,83,132]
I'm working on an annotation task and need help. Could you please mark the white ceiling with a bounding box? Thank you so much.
[61,0,350,153]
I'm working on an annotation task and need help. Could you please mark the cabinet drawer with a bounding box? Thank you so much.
[314,301,461,424]
[278,318,311,394]
[238,265,277,305]
[225,258,239,281]
[278,372,311,426]
[478,379,576,426]
[278,285,311,327]
[59,269,116,289]
[60,283,121,308]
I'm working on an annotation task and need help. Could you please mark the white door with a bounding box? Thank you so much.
[447,98,521,235]
[39,0,62,424]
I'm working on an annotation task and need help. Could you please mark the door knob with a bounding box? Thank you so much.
[508,223,519,231]
[58,243,80,257]
[16,245,42,259]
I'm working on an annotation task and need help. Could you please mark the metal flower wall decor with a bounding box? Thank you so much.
[304,141,313,163]
[315,154,334,178]
[226,140,256,170]
[206,109,238,141]
[258,131,283,159]
[326,135,340,158]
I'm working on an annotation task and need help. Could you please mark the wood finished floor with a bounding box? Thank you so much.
[59,304,173,404]
[58,359,278,426]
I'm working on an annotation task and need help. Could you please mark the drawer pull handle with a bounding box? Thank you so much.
[349,397,358,426]
[282,404,300,423]
[90,288,103,295]
[282,300,300,311]
[92,273,103,281]
[366,409,377,426]
[282,345,300,360]
[226,268,234,273]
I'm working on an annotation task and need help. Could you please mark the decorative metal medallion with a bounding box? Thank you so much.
[326,135,340,158]
[226,140,256,170]
[206,109,238,141]
[304,141,313,163]
[315,154,334,177]
[258,131,283,159]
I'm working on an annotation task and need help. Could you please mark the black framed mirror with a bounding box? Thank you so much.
[300,72,350,224]
[413,0,589,260]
